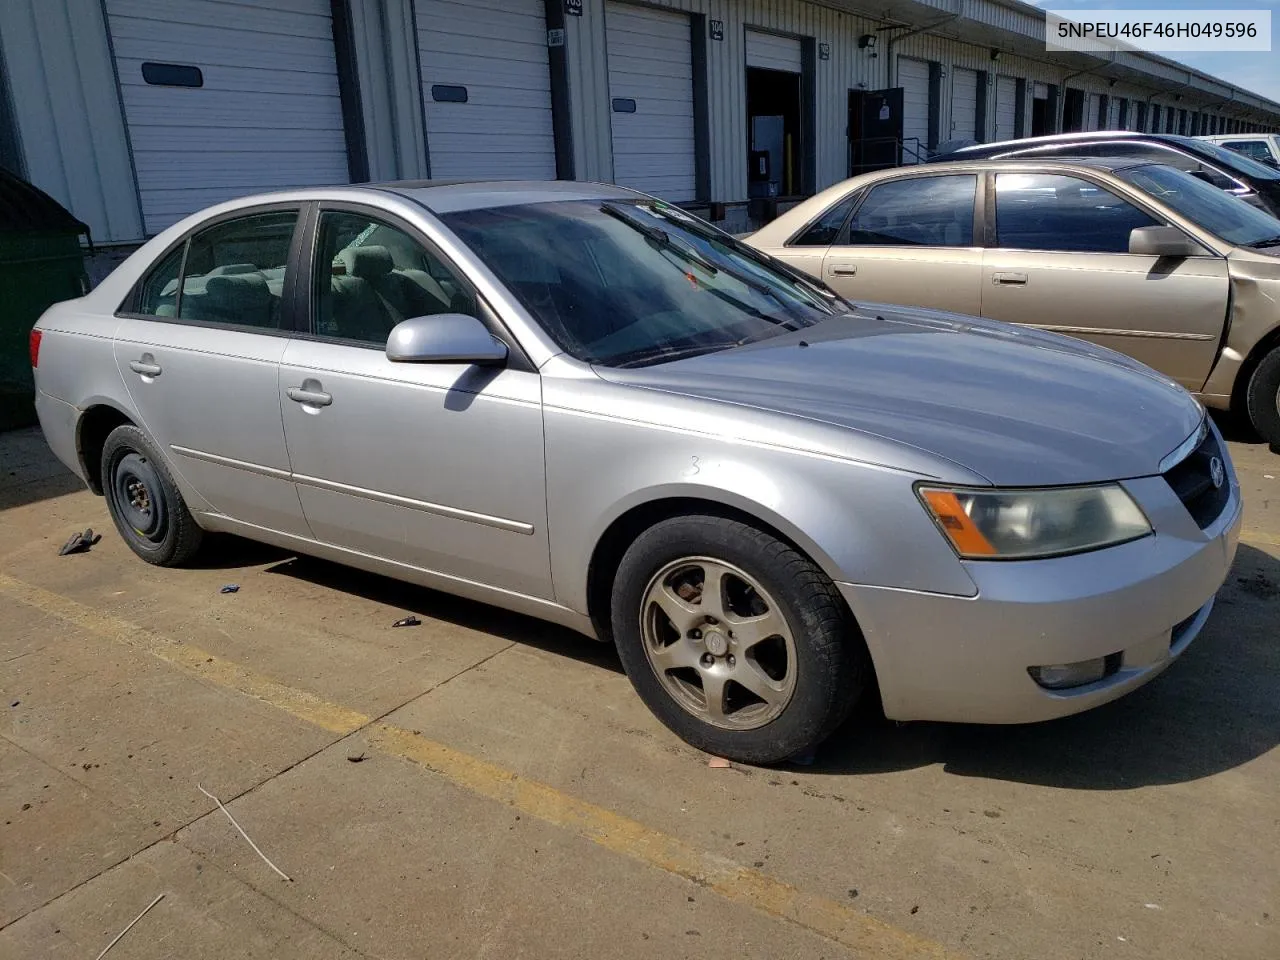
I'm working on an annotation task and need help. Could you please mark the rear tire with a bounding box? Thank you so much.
[101,424,203,566]
[1245,346,1280,448]
[610,514,869,765]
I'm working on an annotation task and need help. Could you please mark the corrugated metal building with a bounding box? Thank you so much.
[1,0,1277,243]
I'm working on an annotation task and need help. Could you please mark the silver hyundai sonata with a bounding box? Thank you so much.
[31,180,1241,764]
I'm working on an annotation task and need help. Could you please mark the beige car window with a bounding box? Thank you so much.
[312,211,476,346]
[845,176,976,247]
[994,173,1158,254]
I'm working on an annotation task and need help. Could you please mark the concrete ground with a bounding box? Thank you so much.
[1,422,1276,960]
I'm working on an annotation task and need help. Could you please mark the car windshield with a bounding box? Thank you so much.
[442,199,848,367]
[1174,136,1280,181]
[1119,163,1280,248]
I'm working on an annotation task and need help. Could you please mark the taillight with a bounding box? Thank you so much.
[29,328,42,368]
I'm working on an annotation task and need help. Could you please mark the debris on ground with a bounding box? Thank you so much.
[788,748,816,766]
[197,784,292,881]
[707,756,730,768]
[58,528,101,556]
[92,892,165,960]
[219,584,240,594]
[392,615,421,628]
[347,752,367,763]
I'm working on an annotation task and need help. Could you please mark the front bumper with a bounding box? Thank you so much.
[840,473,1242,724]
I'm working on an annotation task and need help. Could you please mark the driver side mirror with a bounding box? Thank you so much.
[1128,225,1206,258]
[386,314,508,365]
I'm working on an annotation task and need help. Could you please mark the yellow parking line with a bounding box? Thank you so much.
[0,573,369,735]
[1,572,958,960]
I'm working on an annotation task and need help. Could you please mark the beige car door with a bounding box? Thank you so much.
[981,172,1229,390]
[818,173,984,315]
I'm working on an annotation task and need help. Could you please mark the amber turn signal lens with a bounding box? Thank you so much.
[920,489,997,557]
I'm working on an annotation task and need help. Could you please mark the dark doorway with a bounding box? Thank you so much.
[848,87,904,175]
[1063,87,1085,132]
[1031,90,1050,135]
[747,67,802,198]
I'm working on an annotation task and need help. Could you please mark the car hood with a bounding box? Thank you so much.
[595,306,1203,486]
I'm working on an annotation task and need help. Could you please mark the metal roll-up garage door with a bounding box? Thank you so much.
[899,58,930,163]
[104,0,350,235]
[415,0,556,180]
[606,3,696,202]
[745,30,802,73]
[950,67,979,141]
[994,76,1017,141]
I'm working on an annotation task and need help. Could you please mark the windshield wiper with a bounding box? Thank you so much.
[600,203,720,277]
[1245,234,1280,248]
[609,340,747,369]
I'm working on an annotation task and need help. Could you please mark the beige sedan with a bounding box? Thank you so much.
[748,157,1280,446]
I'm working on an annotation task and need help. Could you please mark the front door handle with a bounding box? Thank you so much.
[991,272,1028,286]
[287,386,333,407]
[128,357,162,377]
[827,261,858,277]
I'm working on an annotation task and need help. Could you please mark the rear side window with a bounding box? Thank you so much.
[845,175,977,246]
[135,245,184,317]
[178,212,298,328]
[129,209,299,328]
[994,173,1159,253]
[790,194,859,246]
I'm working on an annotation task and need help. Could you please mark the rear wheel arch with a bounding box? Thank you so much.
[76,403,136,494]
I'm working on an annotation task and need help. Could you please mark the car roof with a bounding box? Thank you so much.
[941,131,1200,156]
[890,155,1149,174]
[370,178,640,213]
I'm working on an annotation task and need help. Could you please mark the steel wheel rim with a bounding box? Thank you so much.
[113,452,166,542]
[640,556,797,731]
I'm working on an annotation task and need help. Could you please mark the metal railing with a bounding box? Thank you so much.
[848,136,930,176]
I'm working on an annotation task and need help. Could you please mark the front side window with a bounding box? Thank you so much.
[1225,140,1275,164]
[1120,163,1280,249]
[176,211,298,328]
[791,193,859,246]
[443,199,850,367]
[845,176,977,247]
[312,211,476,345]
[994,173,1159,253]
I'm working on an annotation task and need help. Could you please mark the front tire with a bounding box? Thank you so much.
[101,424,203,566]
[1245,345,1280,448]
[610,514,869,764]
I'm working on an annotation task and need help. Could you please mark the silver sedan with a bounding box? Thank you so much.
[31,181,1241,764]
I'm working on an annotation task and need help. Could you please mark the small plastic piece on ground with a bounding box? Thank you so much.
[347,752,367,763]
[392,615,421,627]
[58,528,102,556]
[219,584,240,594]
[788,748,817,766]
[707,756,731,768]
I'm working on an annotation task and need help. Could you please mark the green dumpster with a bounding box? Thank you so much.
[0,169,90,431]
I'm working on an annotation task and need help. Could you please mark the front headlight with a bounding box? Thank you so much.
[917,484,1151,560]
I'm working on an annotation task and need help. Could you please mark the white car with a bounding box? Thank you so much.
[1198,134,1280,168]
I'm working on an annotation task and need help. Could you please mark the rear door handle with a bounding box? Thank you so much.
[991,272,1028,286]
[287,386,333,407]
[128,358,162,377]
[827,261,858,277]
